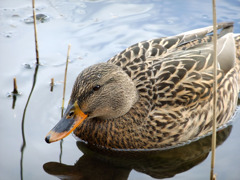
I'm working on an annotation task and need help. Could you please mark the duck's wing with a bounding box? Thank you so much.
[121,22,236,108]
[146,23,236,107]
[109,22,237,109]
[109,22,235,74]
[145,52,225,109]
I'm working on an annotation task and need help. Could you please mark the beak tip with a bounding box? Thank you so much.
[45,135,51,144]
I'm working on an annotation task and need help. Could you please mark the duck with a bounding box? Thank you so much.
[45,22,240,150]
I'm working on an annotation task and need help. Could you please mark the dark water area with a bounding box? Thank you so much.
[0,0,240,179]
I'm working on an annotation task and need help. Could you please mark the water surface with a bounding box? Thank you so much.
[0,0,240,179]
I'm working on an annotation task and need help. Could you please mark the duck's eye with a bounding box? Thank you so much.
[68,111,74,117]
[93,85,101,91]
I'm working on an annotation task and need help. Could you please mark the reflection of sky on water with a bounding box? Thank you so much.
[0,0,240,179]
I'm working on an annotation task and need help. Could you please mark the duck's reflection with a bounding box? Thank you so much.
[43,125,232,179]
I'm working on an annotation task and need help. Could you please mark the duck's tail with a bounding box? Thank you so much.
[234,35,240,91]
[235,35,240,63]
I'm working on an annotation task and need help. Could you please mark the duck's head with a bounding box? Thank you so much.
[45,63,138,143]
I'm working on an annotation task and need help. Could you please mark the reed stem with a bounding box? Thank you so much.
[210,0,217,179]
[12,77,19,94]
[50,78,54,92]
[59,44,71,163]
[32,0,39,64]
[62,44,71,111]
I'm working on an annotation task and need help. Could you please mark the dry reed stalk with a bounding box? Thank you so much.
[59,44,71,163]
[210,0,217,179]
[50,78,54,92]
[62,44,71,110]
[12,77,19,94]
[32,0,39,64]
[12,77,18,109]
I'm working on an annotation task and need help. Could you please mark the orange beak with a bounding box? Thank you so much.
[45,100,88,143]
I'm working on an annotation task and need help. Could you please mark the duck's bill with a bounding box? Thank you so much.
[45,101,88,143]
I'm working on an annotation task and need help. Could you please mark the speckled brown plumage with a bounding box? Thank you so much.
[70,22,240,150]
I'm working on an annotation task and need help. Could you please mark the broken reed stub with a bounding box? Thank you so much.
[50,78,54,92]
[12,77,19,94]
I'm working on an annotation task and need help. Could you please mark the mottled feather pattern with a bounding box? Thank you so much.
[74,22,240,150]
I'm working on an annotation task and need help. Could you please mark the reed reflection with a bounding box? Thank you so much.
[43,125,232,179]
[20,64,39,180]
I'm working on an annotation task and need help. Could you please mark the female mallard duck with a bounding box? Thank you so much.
[45,22,240,150]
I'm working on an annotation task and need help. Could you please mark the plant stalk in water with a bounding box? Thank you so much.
[12,77,19,94]
[12,78,19,109]
[59,44,71,163]
[50,78,54,92]
[32,0,39,64]
[20,64,39,180]
[62,44,71,110]
[210,0,217,179]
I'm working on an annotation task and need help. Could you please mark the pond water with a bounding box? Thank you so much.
[0,0,240,179]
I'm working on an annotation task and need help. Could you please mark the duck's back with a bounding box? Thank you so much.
[108,22,240,148]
